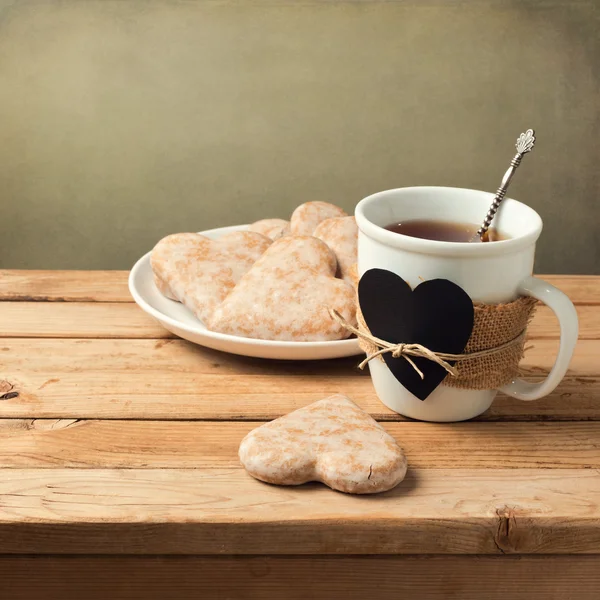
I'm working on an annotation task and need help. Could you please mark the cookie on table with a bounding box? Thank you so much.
[151,231,272,323]
[208,235,356,341]
[248,218,290,241]
[289,201,348,236]
[314,216,358,283]
[239,394,407,494]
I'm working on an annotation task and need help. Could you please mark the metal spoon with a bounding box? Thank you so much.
[473,128,536,241]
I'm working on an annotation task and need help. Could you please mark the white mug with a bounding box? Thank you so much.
[355,186,579,422]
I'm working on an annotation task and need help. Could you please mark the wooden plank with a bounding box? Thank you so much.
[303,274,599,305]
[0,338,598,420]
[1,555,600,600]
[0,468,598,554]
[0,270,131,302]
[0,301,595,339]
[2,373,598,421]
[4,337,593,376]
[1,271,597,305]
[0,302,170,339]
[485,380,600,421]
[0,337,363,375]
[3,374,599,422]
[543,275,600,305]
[0,420,598,469]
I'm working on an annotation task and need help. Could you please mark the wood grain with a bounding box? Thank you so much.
[2,336,593,375]
[2,555,600,600]
[542,275,600,305]
[0,338,597,420]
[0,302,170,338]
[2,271,597,304]
[0,270,131,302]
[0,271,597,564]
[2,379,599,421]
[0,301,595,339]
[0,420,598,469]
[2,373,598,421]
[0,468,598,554]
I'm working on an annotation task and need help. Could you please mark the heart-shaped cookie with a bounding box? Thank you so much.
[248,218,290,240]
[359,269,474,401]
[151,231,272,323]
[153,273,178,301]
[290,201,348,236]
[239,394,407,494]
[208,236,356,341]
[314,216,358,283]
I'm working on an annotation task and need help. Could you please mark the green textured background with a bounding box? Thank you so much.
[0,0,598,272]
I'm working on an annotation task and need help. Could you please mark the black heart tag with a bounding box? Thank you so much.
[358,269,474,401]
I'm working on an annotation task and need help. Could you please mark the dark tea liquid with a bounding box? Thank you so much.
[384,219,507,243]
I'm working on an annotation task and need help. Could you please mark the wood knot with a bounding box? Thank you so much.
[494,505,518,554]
[0,380,18,400]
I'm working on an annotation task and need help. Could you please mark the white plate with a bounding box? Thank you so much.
[129,225,361,360]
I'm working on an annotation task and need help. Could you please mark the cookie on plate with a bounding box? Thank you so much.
[151,231,271,323]
[248,218,290,241]
[289,201,347,236]
[314,216,358,283]
[208,235,356,341]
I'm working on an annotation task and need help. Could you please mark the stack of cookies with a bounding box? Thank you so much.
[151,201,359,341]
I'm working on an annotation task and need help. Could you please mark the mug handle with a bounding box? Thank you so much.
[499,276,578,401]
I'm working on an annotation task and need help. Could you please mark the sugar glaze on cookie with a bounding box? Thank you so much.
[208,236,357,341]
[248,218,290,241]
[290,201,348,236]
[151,231,271,323]
[239,394,407,494]
[314,216,358,283]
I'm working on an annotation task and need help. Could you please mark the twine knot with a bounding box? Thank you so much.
[391,344,405,359]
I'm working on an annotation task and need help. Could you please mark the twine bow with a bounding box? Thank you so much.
[329,308,527,380]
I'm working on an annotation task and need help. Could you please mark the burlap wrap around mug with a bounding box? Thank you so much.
[343,265,538,390]
[355,295,537,390]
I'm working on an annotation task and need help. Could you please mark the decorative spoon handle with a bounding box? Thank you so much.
[476,128,536,240]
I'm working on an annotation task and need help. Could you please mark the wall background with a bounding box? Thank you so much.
[0,0,598,273]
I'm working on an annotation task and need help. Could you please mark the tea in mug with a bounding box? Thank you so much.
[384,219,508,243]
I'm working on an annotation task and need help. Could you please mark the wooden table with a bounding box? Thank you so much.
[0,270,599,599]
